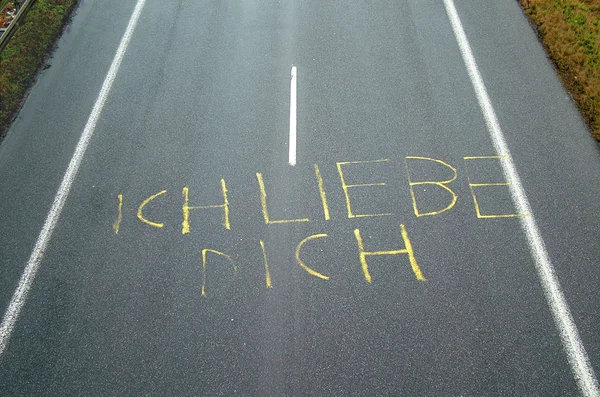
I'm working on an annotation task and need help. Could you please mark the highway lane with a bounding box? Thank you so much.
[0,0,140,329]
[0,0,599,395]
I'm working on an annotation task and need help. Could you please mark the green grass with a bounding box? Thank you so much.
[521,0,600,142]
[0,0,78,137]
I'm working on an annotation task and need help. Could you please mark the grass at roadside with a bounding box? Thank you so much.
[521,0,600,142]
[0,0,78,138]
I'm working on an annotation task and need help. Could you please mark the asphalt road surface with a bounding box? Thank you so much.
[1,0,600,395]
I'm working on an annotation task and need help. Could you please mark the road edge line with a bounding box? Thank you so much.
[442,0,600,395]
[0,0,148,357]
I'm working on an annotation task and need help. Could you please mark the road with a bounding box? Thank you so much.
[1,0,600,395]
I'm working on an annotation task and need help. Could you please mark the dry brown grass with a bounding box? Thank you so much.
[1,3,17,28]
[521,0,600,141]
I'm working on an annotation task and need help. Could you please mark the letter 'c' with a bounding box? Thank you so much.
[137,190,167,228]
[296,233,330,280]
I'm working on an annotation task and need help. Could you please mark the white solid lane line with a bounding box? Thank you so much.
[289,65,297,166]
[0,0,148,357]
[442,0,600,395]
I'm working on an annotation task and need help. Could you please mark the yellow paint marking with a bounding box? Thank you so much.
[405,156,458,217]
[336,159,393,218]
[201,248,236,297]
[463,156,529,218]
[256,173,309,224]
[314,164,330,221]
[137,190,167,228]
[295,233,330,280]
[182,179,230,234]
[354,225,426,283]
[113,194,123,234]
[260,240,273,288]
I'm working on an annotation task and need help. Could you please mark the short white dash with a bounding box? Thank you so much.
[0,0,148,356]
[289,65,297,166]
[443,0,599,395]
